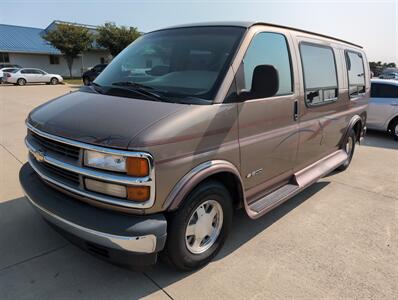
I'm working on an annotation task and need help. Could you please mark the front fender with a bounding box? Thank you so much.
[162,160,244,211]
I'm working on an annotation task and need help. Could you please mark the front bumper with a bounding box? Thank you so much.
[19,163,167,268]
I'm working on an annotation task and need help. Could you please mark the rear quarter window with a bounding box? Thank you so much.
[345,51,366,98]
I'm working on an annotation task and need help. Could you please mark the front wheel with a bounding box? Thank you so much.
[337,129,356,171]
[389,119,398,141]
[50,77,59,85]
[164,180,233,270]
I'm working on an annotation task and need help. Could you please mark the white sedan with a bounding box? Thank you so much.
[368,79,398,140]
[0,67,19,83]
[3,68,63,85]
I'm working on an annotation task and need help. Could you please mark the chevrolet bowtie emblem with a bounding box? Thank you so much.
[32,149,46,162]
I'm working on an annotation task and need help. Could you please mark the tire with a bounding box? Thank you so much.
[337,128,356,171]
[389,119,398,141]
[83,77,90,86]
[17,78,26,86]
[164,180,233,271]
[50,77,59,85]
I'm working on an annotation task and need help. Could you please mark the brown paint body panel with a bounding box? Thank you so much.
[129,103,241,213]
[26,23,369,217]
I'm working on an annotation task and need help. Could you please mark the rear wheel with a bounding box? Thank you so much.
[389,118,398,141]
[50,77,58,85]
[337,129,356,171]
[164,180,233,270]
[17,78,26,86]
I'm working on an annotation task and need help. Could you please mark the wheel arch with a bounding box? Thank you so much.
[387,115,398,132]
[341,114,365,145]
[163,160,245,212]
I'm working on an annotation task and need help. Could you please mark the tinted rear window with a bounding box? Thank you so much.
[371,83,398,98]
[345,51,366,98]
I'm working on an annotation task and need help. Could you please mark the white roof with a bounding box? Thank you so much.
[371,79,398,86]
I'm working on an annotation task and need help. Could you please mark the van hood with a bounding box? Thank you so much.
[27,89,186,149]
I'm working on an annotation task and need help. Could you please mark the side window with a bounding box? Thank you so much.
[300,43,338,106]
[371,83,398,98]
[243,32,293,96]
[21,69,31,74]
[346,51,365,98]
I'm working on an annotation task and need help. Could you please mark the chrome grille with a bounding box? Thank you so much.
[26,123,155,209]
[39,160,80,185]
[29,130,80,160]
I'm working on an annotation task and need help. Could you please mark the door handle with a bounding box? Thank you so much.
[293,100,299,121]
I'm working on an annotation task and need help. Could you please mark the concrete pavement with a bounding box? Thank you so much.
[0,84,397,299]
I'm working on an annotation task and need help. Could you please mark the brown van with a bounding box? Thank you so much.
[19,22,369,270]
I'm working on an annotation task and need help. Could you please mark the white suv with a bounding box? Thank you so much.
[368,79,398,140]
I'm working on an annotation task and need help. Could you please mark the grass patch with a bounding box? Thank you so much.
[63,78,82,85]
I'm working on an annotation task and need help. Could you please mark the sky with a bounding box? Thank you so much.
[0,0,397,64]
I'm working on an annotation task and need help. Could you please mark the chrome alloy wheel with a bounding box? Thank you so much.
[185,200,223,254]
[394,123,398,138]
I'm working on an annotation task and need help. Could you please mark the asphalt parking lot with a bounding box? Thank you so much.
[0,84,397,299]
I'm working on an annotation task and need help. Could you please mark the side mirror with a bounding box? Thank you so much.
[238,65,279,100]
[251,64,279,98]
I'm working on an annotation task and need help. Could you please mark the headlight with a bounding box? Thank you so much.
[84,150,150,177]
[84,150,126,172]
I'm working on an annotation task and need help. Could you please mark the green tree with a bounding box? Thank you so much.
[43,24,93,77]
[96,22,141,57]
[369,61,397,76]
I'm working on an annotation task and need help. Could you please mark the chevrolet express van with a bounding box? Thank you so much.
[20,22,369,270]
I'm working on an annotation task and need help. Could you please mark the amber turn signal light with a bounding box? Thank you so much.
[127,186,150,202]
[126,157,149,177]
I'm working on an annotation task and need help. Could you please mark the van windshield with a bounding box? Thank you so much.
[94,26,245,104]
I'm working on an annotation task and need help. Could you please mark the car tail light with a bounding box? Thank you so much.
[6,73,11,77]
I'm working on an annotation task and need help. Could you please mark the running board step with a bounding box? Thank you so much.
[250,184,299,213]
[247,150,348,218]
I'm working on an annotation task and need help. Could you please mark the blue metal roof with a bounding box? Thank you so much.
[0,24,61,54]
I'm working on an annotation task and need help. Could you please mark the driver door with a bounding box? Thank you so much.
[237,30,299,200]
[35,70,47,83]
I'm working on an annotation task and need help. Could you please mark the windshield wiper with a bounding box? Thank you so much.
[111,81,164,101]
[85,82,105,94]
